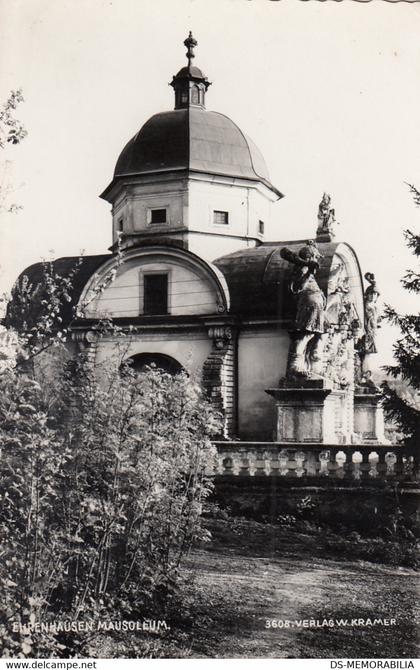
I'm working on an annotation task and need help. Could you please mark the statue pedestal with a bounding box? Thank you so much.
[353,391,388,444]
[266,379,346,444]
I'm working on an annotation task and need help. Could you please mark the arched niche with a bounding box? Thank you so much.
[326,243,365,330]
[126,352,185,376]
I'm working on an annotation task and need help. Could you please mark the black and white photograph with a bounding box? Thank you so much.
[0,0,419,664]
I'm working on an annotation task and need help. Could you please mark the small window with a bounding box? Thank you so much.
[117,217,124,232]
[259,220,264,235]
[213,210,229,226]
[143,274,168,315]
[191,85,199,105]
[150,208,167,225]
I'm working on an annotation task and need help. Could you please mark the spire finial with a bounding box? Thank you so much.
[184,31,197,67]
[170,32,210,110]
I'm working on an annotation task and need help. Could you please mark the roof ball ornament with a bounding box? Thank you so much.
[316,192,338,242]
[184,31,198,66]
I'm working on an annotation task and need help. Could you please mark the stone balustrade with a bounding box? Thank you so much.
[213,442,418,482]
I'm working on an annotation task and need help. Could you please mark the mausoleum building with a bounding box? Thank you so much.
[12,34,395,477]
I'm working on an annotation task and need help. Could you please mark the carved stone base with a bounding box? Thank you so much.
[266,380,346,444]
[354,392,389,444]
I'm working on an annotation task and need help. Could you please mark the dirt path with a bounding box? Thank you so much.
[182,527,420,658]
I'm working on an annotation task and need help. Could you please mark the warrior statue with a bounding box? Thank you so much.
[354,272,381,383]
[280,241,327,380]
[362,272,380,355]
[316,192,337,241]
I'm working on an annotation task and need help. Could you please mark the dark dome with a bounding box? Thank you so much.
[111,107,282,196]
[174,65,205,78]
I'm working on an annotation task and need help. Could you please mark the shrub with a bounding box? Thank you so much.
[0,352,219,657]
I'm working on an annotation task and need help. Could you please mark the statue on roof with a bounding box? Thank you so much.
[280,240,327,380]
[316,192,337,241]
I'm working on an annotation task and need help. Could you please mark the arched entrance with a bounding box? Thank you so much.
[126,352,185,376]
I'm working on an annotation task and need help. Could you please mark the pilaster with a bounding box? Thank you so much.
[202,325,237,438]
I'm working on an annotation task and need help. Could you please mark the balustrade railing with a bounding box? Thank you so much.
[213,442,418,482]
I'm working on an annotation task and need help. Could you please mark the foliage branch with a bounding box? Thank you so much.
[381,183,420,451]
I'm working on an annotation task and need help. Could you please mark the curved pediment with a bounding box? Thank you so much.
[78,246,230,321]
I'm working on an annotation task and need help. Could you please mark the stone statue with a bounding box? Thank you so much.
[316,192,337,240]
[280,241,327,380]
[359,369,381,394]
[362,272,380,354]
[326,259,350,319]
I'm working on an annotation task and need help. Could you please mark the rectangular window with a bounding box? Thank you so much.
[150,208,167,224]
[213,210,229,226]
[143,274,168,315]
[117,217,124,232]
[259,220,264,235]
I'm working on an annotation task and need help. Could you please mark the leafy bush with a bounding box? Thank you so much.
[0,349,219,657]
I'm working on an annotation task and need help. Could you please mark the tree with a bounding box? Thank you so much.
[5,257,83,365]
[381,183,420,452]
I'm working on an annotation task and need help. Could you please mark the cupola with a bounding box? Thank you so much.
[170,32,211,110]
[100,33,284,261]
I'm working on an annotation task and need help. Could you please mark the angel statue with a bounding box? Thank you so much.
[280,241,327,380]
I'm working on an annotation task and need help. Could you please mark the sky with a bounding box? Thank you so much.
[0,0,420,367]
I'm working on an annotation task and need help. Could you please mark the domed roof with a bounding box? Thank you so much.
[213,240,362,320]
[174,65,205,79]
[111,107,282,196]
